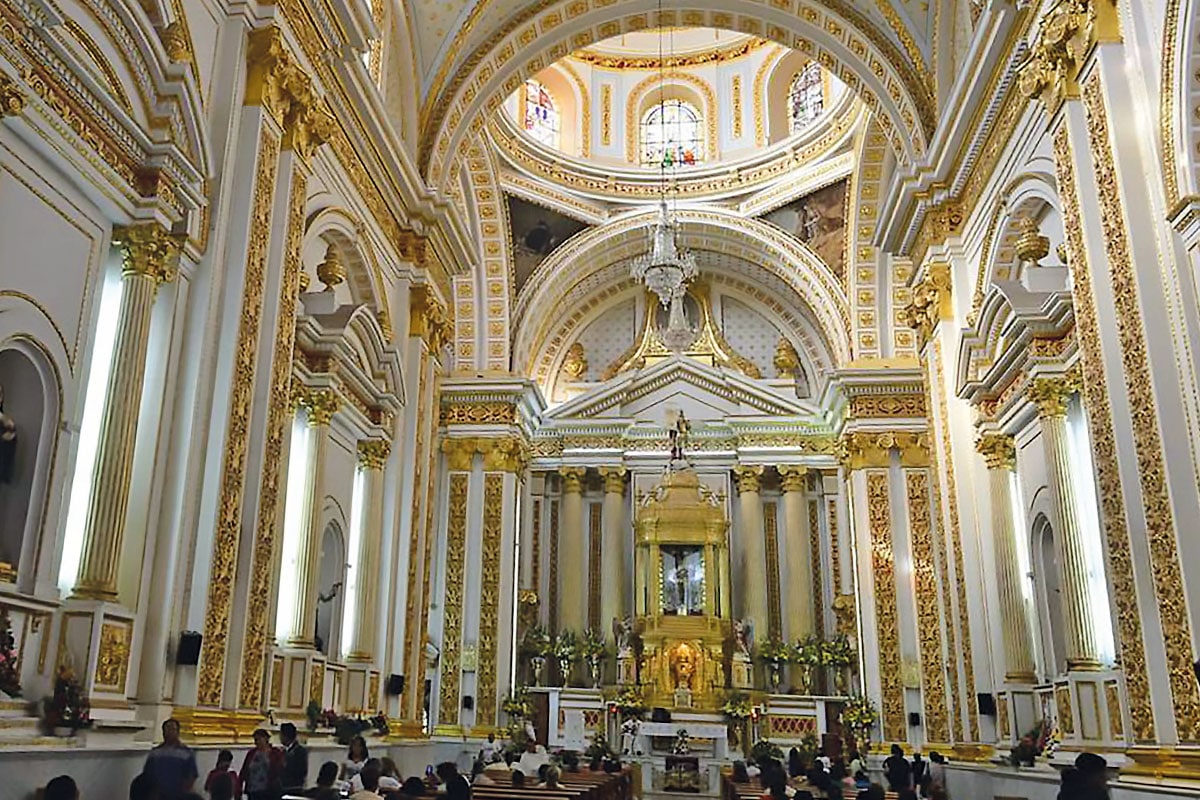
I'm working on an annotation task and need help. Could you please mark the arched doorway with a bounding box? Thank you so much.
[315,522,347,658]
[1031,514,1067,678]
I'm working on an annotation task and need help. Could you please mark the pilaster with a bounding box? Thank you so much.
[733,465,767,633]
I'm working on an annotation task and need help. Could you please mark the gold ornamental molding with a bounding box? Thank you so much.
[838,431,931,470]
[0,74,25,117]
[570,37,769,70]
[1018,0,1121,114]
[409,285,452,352]
[440,401,518,426]
[899,263,951,350]
[113,222,184,283]
[442,435,530,473]
[173,708,266,743]
[848,392,928,420]
[1026,374,1080,419]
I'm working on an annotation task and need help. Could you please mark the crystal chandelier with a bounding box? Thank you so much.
[630,200,698,307]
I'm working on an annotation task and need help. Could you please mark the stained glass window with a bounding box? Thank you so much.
[523,79,559,148]
[789,63,824,133]
[640,100,704,167]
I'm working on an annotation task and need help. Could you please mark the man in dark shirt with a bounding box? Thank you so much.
[280,721,309,793]
[142,719,199,799]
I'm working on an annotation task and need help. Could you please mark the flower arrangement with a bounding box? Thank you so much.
[1009,720,1054,766]
[793,634,823,666]
[42,665,91,733]
[757,637,793,665]
[581,628,607,659]
[584,731,615,761]
[553,630,579,661]
[720,693,754,721]
[608,685,647,720]
[368,712,389,736]
[820,634,854,667]
[749,739,784,764]
[306,701,338,731]
[503,687,532,719]
[0,609,20,698]
[522,624,553,657]
[840,694,878,735]
[333,715,372,746]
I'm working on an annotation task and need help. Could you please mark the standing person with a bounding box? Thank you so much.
[883,744,912,793]
[911,752,927,794]
[205,750,240,796]
[342,736,370,782]
[142,719,200,800]
[240,728,283,800]
[279,722,309,793]
[927,752,947,797]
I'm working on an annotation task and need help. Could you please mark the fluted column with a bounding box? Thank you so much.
[346,439,390,662]
[72,223,180,599]
[598,467,627,633]
[778,466,814,640]
[283,388,339,648]
[734,466,768,631]
[1028,377,1100,671]
[977,434,1037,682]
[559,467,587,633]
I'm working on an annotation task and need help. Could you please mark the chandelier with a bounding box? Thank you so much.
[630,199,698,307]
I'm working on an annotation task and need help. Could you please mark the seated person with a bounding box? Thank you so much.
[511,770,527,789]
[731,762,751,783]
[399,777,426,798]
[349,764,383,800]
[537,765,563,790]
[306,761,341,800]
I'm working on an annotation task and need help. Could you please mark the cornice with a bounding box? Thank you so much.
[569,37,770,70]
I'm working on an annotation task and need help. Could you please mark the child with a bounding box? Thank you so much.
[205,749,241,796]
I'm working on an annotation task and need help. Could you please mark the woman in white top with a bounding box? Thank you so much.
[350,757,403,792]
[342,735,370,781]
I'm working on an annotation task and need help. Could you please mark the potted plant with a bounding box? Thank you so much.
[42,665,91,736]
[793,634,822,694]
[757,637,792,693]
[581,629,607,689]
[0,609,20,698]
[608,685,647,720]
[503,686,532,721]
[840,694,878,754]
[749,738,784,765]
[821,634,854,695]
[552,630,579,687]
[720,692,754,753]
[522,624,552,685]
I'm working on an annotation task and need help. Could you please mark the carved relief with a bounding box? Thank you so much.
[476,474,504,727]
[867,471,905,742]
[906,470,949,743]
[94,622,130,691]
[438,474,469,726]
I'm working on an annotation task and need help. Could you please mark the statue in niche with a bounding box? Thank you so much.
[733,618,754,659]
[670,642,698,692]
[612,615,635,656]
[668,411,691,461]
[561,342,588,381]
[0,385,15,484]
[662,546,704,615]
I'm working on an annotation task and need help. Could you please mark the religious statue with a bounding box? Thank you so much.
[668,411,691,461]
[612,615,635,656]
[0,385,15,484]
[662,547,704,615]
[733,618,754,659]
[670,642,697,691]
[561,342,588,381]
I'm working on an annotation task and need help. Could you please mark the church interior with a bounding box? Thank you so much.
[2,0,1200,797]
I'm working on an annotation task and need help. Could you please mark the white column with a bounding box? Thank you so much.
[558,467,587,633]
[346,439,389,662]
[1028,377,1100,671]
[976,434,1037,682]
[598,467,627,634]
[778,466,814,640]
[72,224,179,599]
[734,466,768,631]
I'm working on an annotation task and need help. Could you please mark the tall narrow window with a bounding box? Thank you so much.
[523,79,559,148]
[341,467,367,658]
[641,100,704,167]
[276,414,313,642]
[789,63,824,133]
[59,268,124,593]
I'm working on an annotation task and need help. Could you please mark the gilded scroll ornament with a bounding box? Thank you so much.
[438,474,469,725]
[400,351,429,722]
[808,500,823,638]
[94,622,130,690]
[906,470,950,743]
[440,402,516,426]
[476,474,504,727]
[976,434,1017,471]
[561,342,588,381]
[1052,124,1153,741]
[773,337,801,379]
[848,393,928,419]
[409,285,452,352]
[899,264,951,350]
[764,502,782,638]
[160,21,193,63]
[1082,74,1200,740]
[0,74,26,117]
[867,471,905,742]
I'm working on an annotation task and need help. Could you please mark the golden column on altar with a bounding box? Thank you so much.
[633,468,733,710]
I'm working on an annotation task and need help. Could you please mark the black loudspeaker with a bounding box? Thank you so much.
[908,712,922,727]
[651,707,671,723]
[177,631,202,665]
[977,692,997,716]
[462,695,475,710]
[386,674,405,696]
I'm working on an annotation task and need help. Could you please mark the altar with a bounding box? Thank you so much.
[636,720,730,760]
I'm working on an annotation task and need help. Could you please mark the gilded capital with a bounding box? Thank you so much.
[112,222,182,283]
[838,431,931,470]
[777,465,809,493]
[244,26,293,122]
[599,466,627,495]
[1018,0,1120,113]
[299,387,339,426]
[357,439,391,470]
[900,263,952,349]
[976,434,1016,471]
[0,74,26,117]
[160,21,193,63]
[282,92,335,163]
[409,285,451,351]
[733,465,764,494]
[559,466,587,494]
[442,437,478,471]
[481,436,527,473]
[1027,375,1078,418]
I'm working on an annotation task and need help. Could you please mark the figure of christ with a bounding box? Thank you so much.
[662,547,704,615]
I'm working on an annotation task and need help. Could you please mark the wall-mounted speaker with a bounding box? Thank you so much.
[176,631,202,665]
[908,712,922,727]
[386,674,405,696]
[462,695,475,711]
[977,692,997,716]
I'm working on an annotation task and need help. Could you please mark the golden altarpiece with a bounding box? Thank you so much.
[632,468,737,712]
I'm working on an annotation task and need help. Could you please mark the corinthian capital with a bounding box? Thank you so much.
[1027,375,1079,418]
[112,222,182,283]
[777,465,809,493]
[976,434,1016,471]
[733,465,764,494]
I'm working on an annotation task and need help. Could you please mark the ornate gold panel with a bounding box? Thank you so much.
[438,473,469,725]
[477,474,504,727]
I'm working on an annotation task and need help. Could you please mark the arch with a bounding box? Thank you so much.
[381,0,421,146]
[419,0,935,191]
[513,207,851,379]
[1162,0,1195,205]
[626,72,716,164]
[0,337,62,595]
[304,207,393,340]
[315,518,348,658]
[765,51,821,143]
[1029,512,1066,678]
